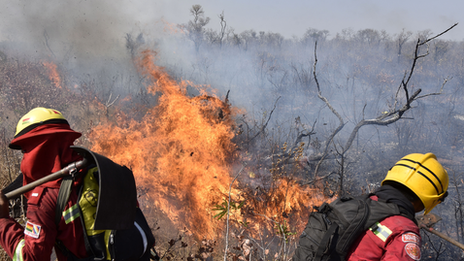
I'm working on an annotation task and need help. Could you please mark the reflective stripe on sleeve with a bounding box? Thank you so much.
[13,239,25,261]
[63,204,81,224]
[370,222,392,242]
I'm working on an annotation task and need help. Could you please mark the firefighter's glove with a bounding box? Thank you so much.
[0,192,10,218]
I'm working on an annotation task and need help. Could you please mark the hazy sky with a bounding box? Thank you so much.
[160,0,463,40]
[0,0,462,59]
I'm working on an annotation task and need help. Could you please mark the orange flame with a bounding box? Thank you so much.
[161,18,183,34]
[43,62,62,89]
[89,50,237,237]
[88,50,331,241]
[246,178,329,234]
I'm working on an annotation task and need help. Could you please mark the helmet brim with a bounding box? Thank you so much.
[9,124,82,150]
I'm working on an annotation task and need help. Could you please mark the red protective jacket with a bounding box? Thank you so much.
[0,123,87,261]
[0,183,88,261]
[346,200,422,260]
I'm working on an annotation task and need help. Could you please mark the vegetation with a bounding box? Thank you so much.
[0,4,464,260]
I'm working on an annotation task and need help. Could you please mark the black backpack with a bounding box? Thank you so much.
[292,194,415,261]
[55,146,158,261]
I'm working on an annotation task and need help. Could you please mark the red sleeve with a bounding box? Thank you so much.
[0,186,58,261]
[380,217,421,261]
[0,217,27,258]
[20,204,58,261]
[347,215,421,261]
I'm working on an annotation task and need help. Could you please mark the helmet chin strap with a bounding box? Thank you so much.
[412,199,424,213]
[438,191,448,203]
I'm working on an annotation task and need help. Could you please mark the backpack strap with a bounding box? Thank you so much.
[55,176,78,259]
[55,172,95,260]
[55,176,74,226]
[315,221,338,261]
[366,194,418,244]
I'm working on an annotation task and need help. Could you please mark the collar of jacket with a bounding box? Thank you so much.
[375,184,416,218]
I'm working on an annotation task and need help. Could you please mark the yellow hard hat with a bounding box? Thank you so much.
[13,107,67,138]
[9,107,80,150]
[382,153,449,215]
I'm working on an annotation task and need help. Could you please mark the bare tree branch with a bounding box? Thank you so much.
[250,96,281,142]
[312,41,345,178]
[104,92,120,118]
[416,77,450,99]
[292,117,317,149]
[422,23,458,44]
[341,24,458,155]
[43,30,56,58]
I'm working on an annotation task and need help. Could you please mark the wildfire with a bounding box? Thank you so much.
[89,50,238,237]
[43,62,62,89]
[161,18,183,34]
[88,50,330,241]
[243,177,329,236]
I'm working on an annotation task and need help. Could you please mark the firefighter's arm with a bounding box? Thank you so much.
[0,191,28,259]
[0,187,58,261]
[18,187,59,261]
[381,231,422,261]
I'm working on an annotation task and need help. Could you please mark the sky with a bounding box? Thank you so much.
[1,0,463,43]
[0,0,462,63]
[159,0,464,40]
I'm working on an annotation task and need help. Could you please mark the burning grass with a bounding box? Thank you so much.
[0,52,331,260]
[86,50,331,259]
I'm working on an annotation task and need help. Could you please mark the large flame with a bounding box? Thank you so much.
[88,50,330,242]
[89,50,237,237]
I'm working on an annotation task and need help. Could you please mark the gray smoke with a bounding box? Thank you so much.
[0,1,169,71]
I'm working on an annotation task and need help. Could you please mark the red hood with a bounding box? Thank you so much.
[10,124,82,198]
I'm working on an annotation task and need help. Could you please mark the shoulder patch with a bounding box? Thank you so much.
[405,243,421,260]
[24,221,41,239]
[402,232,420,244]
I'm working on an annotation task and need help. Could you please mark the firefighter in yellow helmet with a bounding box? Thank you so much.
[0,107,88,261]
[382,153,449,215]
[0,107,156,261]
[347,153,449,260]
